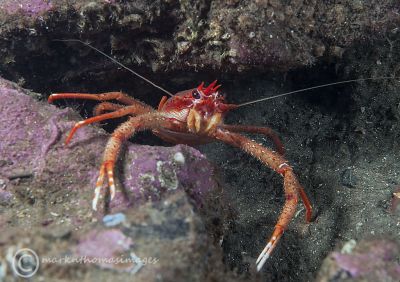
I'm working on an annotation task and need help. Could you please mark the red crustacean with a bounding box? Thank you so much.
[48,40,393,272]
[48,78,313,272]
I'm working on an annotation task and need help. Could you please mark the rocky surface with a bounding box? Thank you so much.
[316,239,400,282]
[0,0,399,91]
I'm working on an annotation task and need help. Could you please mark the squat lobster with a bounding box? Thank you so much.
[48,80,313,271]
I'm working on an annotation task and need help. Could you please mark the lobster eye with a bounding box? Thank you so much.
[192,90,201,99]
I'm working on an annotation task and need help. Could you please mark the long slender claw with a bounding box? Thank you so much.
[93,164,105,211]
[256,241,272,264]
[65,128,77,145]
[48,94,61,103]
[105,162,116,200]
[92,162,116,211]
[92,186,101,211]
[255,227,284,272]
[110,184,116,200]
[256,241,273,271]
[65,121,84,145]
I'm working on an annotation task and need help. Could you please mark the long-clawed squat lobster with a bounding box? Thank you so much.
[48,40,395,272]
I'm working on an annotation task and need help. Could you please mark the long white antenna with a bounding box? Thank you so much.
[237,76,397,107]
[54,39,174,97]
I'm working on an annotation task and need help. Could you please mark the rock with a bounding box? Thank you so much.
[0,0,398,90]
[341,168,358,188]
[0,177,12,205]
[316,239,400,282]
[0,0,53,16]
[388,187,400,215]
[102,213,126,227]
[74,228,134,271]
[69,191,228,279]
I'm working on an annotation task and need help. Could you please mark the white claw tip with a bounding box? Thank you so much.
[92,187,101,211]
[110,184,116,200]
[256,254,269,271]
[256,241,273,272]
[92,198,98,211]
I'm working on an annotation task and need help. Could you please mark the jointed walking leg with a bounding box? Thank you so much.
[48,92,155,145]
[63,105,152,145]
[212,129,312,271]
[92,113,169,210]
[48,91,154,115]
[220,124,285,155]
[49,91,141,105]
[93,102,125,116]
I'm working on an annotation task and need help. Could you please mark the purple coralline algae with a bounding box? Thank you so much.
[316,239,400,281]
[0,0,53,16]
[74,228,134,270]
[107,144,216,212]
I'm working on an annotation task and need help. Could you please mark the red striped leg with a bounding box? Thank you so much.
[92,113,168,210]
[48,91,144,106]
[93,163,105,210]
[255,168,300,271]
[220,124,285,155]
[93,102,125,116]
[64,105,151,145]
[297,185,313,223]
[211,129,312,271]
[93,161,116,210]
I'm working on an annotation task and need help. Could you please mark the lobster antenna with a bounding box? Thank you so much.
[237,76,398,107]
[53,39,174,97]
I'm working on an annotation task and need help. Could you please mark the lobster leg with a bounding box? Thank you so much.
[63,105,153,145]
[92,113,169,210]
[93,102,125,116]
[220,124,285,155]
[211,129,312,271]
[48,91,148,107]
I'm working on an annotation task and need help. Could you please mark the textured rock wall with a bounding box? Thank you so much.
[0,0,398,87]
